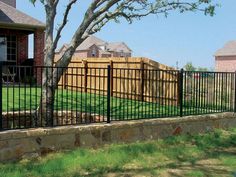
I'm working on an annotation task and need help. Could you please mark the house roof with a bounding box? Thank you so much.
[215,41,236,57]
[57,35,132,55]
[107,42,132,53]
[76,36,106,50]
[0,1,45,30]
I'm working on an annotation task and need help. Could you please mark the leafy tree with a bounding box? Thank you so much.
[29,0,217,126]
[184,62,196,71]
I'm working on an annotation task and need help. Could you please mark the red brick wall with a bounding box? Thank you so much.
[73,51,89,58]
[101,54,112,58]
[17,35,28,64]
[110,51,131,57]
[34,29,45,66]
[215,56,236,72]
[34,29,45,84]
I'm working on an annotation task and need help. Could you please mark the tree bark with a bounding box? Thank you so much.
[37,67,55,126]
[38,64,68,126]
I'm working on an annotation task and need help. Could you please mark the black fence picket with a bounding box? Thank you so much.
[0,62,2,130]
[0,64,235,131]
[107,65,111,123]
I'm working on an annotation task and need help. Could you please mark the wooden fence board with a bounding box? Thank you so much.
[56,57,178,105]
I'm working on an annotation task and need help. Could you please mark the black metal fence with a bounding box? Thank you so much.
[0,64,235,130]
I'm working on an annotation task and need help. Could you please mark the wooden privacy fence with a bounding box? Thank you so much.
[56,57,179,105]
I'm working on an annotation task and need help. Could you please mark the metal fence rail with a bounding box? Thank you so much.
[0,64,235,131]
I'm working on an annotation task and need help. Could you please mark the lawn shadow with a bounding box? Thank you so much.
[70,131,236,177]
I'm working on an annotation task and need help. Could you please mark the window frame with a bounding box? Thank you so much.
[0,34,17,63]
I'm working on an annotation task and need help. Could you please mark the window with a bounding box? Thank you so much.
[120,50,125,57]
[7,36,17,62]
[0,37,7,61]
[0,35,17,62]
[91,47,96,57]
[28,34,34,59]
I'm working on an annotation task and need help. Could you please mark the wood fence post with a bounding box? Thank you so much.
[84,61,88,93]
[140,61,144,101]
[110,60,113,97]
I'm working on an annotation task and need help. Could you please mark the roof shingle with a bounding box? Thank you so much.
[215,41,236,57]
[76,36,106,50]
[0,1,45,29]
[57,35,132,55]
[107,42,132,53]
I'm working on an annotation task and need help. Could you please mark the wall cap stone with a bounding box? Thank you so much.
[0,112,235,141]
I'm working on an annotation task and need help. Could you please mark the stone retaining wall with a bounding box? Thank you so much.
[2,111,106,129]
[0,112,236,162]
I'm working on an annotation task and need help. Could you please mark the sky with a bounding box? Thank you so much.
[18,0,236,69]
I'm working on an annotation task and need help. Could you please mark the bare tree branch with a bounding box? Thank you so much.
[55,0,122,67]
[44,0,59,65]
[53,0,78,51]
[54,0,216,68]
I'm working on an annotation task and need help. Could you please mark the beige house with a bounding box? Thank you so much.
[56,36,132,58]
[215,41,236,72]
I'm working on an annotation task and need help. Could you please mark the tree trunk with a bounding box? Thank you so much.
[37,67,56,127]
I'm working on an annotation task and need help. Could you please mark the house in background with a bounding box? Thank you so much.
[56,35,132,58]
[215,41,236,72]
[0,0,45,67]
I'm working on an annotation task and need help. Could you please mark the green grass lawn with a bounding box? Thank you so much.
[2,87,226,120]
[0,128,236,177]
[2,87,180,120]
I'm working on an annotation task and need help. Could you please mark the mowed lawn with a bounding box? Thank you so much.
[0,128,236,177]
[2,87,180,119]
[2,87,223,120]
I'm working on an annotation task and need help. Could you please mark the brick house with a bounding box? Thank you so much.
[56,35,132,58]
[215,41,236,72]
[0,0,45,67]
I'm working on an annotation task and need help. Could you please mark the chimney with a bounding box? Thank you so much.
[0,0,16,8]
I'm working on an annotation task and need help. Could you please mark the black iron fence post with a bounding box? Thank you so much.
[0,62,2,130]
[234,71,236,113]
[107,65,111,123]
[178,69,184,117]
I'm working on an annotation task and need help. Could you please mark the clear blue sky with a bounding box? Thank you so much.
[18,0,236,69]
